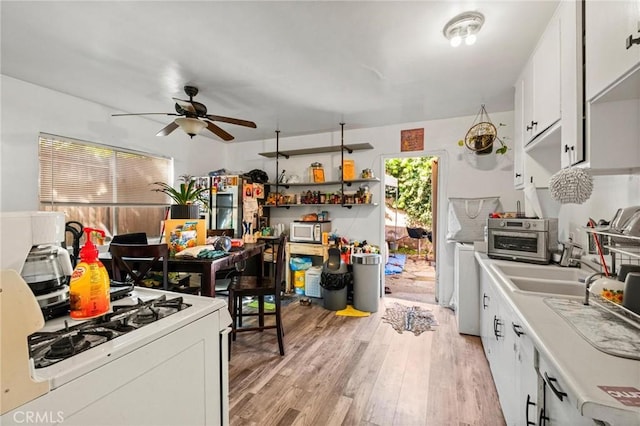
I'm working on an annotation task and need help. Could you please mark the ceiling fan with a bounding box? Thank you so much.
[112,85,256,141]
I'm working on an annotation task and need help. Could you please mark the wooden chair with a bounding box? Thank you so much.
[227,234,287,355]
[109,243,169,290]
[207,229,235,238]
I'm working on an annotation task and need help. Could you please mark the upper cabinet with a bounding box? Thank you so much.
[526,15,561,144]
[585,0,640,173]
[514,2,578,188]
[585,0,640,101]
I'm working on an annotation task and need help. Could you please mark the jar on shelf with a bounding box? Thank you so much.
[361,168,374,179]
[310,162,325,183]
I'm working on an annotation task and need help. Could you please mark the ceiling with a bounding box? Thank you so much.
[0,1,559,143]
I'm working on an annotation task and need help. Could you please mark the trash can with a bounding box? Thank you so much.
[352,253,381,313]
[320,247,349,311]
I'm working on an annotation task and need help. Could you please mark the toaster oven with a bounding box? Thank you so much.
[487,218,558,264]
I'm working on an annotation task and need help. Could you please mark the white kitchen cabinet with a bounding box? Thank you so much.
[514,1,581,187]
[584,1,640,173]
[529,15,561,143]
[479,266,538,426]
[585,0,640,101]
[538,354,595,426]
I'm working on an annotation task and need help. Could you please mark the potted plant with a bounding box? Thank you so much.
[152,175,208,219]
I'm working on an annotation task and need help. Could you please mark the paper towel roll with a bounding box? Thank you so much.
[523,182,543,218]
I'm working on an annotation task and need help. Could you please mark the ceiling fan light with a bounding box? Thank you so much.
[175,117,206,138]
[450,34,462,47]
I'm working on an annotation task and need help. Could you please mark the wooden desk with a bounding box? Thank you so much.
[285,242,329,293]
[101,243,265,298]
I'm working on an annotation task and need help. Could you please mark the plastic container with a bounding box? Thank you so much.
[305,266,323,298]
[69,228,110,319]
[352,253,381,313]
[293,270,306,295]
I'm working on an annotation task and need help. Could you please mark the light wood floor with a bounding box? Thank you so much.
[228,295,506,426]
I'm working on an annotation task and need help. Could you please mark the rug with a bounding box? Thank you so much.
[385,253,407,275]
[382,302,438,335]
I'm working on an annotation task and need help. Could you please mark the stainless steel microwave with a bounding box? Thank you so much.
[487,218,558,264]
[290,221,331,244]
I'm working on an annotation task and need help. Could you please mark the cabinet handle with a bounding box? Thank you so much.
[515,173,522,178]
[627,34,640,50]
[539,407,549,426]
[526,121,538,131]
[525,394,536,425]
[564,144,575,153]
[483,293,489,309]
[544,372,568,401]
[493,315,502,340]
[512,322,524,337]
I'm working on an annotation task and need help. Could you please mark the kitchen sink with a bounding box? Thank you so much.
[507,277,585,297]
[491,261,590,297]
[494,263,589,282]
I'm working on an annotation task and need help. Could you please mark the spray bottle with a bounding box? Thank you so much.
[69,227,110,319]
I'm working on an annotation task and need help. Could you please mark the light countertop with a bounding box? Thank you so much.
[475,252,640,425]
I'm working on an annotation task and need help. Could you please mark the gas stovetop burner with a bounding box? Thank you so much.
[29,295,191,368]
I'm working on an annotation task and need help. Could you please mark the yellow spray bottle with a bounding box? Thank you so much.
[69,227,110,319]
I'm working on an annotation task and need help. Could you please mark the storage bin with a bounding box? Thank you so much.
[305,266,323,298]
[293,270,305,295]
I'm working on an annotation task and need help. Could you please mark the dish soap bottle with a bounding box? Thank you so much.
[69,227,110,319]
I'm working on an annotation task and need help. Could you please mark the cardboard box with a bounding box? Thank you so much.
[163,219,206,256]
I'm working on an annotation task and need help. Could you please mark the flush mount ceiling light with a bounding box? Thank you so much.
[443,11,485,47]
[175,117,207,138]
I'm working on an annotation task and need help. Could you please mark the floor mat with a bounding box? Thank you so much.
[382,302,438,335]
[385,253,407,275]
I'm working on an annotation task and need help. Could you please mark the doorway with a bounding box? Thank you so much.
[381,153,441,305]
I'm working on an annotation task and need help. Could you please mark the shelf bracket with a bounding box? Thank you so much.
[626,34,640,50]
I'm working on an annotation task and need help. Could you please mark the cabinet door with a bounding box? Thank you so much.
[539,355,594,426]
[513,77,526,188]
[479,267,495,359]
[586,0,640,100]
[532,14,562,138]
[512,320,539,426]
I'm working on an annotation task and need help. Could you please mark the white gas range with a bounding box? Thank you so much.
[0,270,232,426]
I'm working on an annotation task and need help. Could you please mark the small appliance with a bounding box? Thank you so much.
[487,217,558,264]
[0,212,73,319]
[290,220,331,243]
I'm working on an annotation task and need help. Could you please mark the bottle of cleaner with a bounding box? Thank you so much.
[69,227,110,319]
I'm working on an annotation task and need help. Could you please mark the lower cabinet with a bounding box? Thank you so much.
[479,265,594,425]
[538,355,594,426]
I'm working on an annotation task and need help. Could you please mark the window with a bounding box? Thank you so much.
[39,133,172,242]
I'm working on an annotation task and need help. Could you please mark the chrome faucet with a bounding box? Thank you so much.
[584,272,606,305]
[559,241,582,267]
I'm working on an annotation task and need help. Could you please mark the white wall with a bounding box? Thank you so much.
[226,113,523,306]
[0,75,228,211]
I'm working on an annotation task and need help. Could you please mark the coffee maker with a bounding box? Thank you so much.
[0,211,73,319]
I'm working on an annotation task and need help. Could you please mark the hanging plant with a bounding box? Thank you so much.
[456,105,509,155]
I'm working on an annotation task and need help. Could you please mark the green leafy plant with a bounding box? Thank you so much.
[152,175,208,206]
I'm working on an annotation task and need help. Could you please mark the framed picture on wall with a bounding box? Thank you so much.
[401,128,424,152]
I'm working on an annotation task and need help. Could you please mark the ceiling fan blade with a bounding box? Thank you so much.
[156,121,179,137]
[205,114,257,128]
[112,112,179,117]
[205,121,234,141]
[172,97,196,113]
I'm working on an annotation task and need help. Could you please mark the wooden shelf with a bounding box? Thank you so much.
[259,143,373,158]
[266,177,380,187]
[264,203,378,208]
